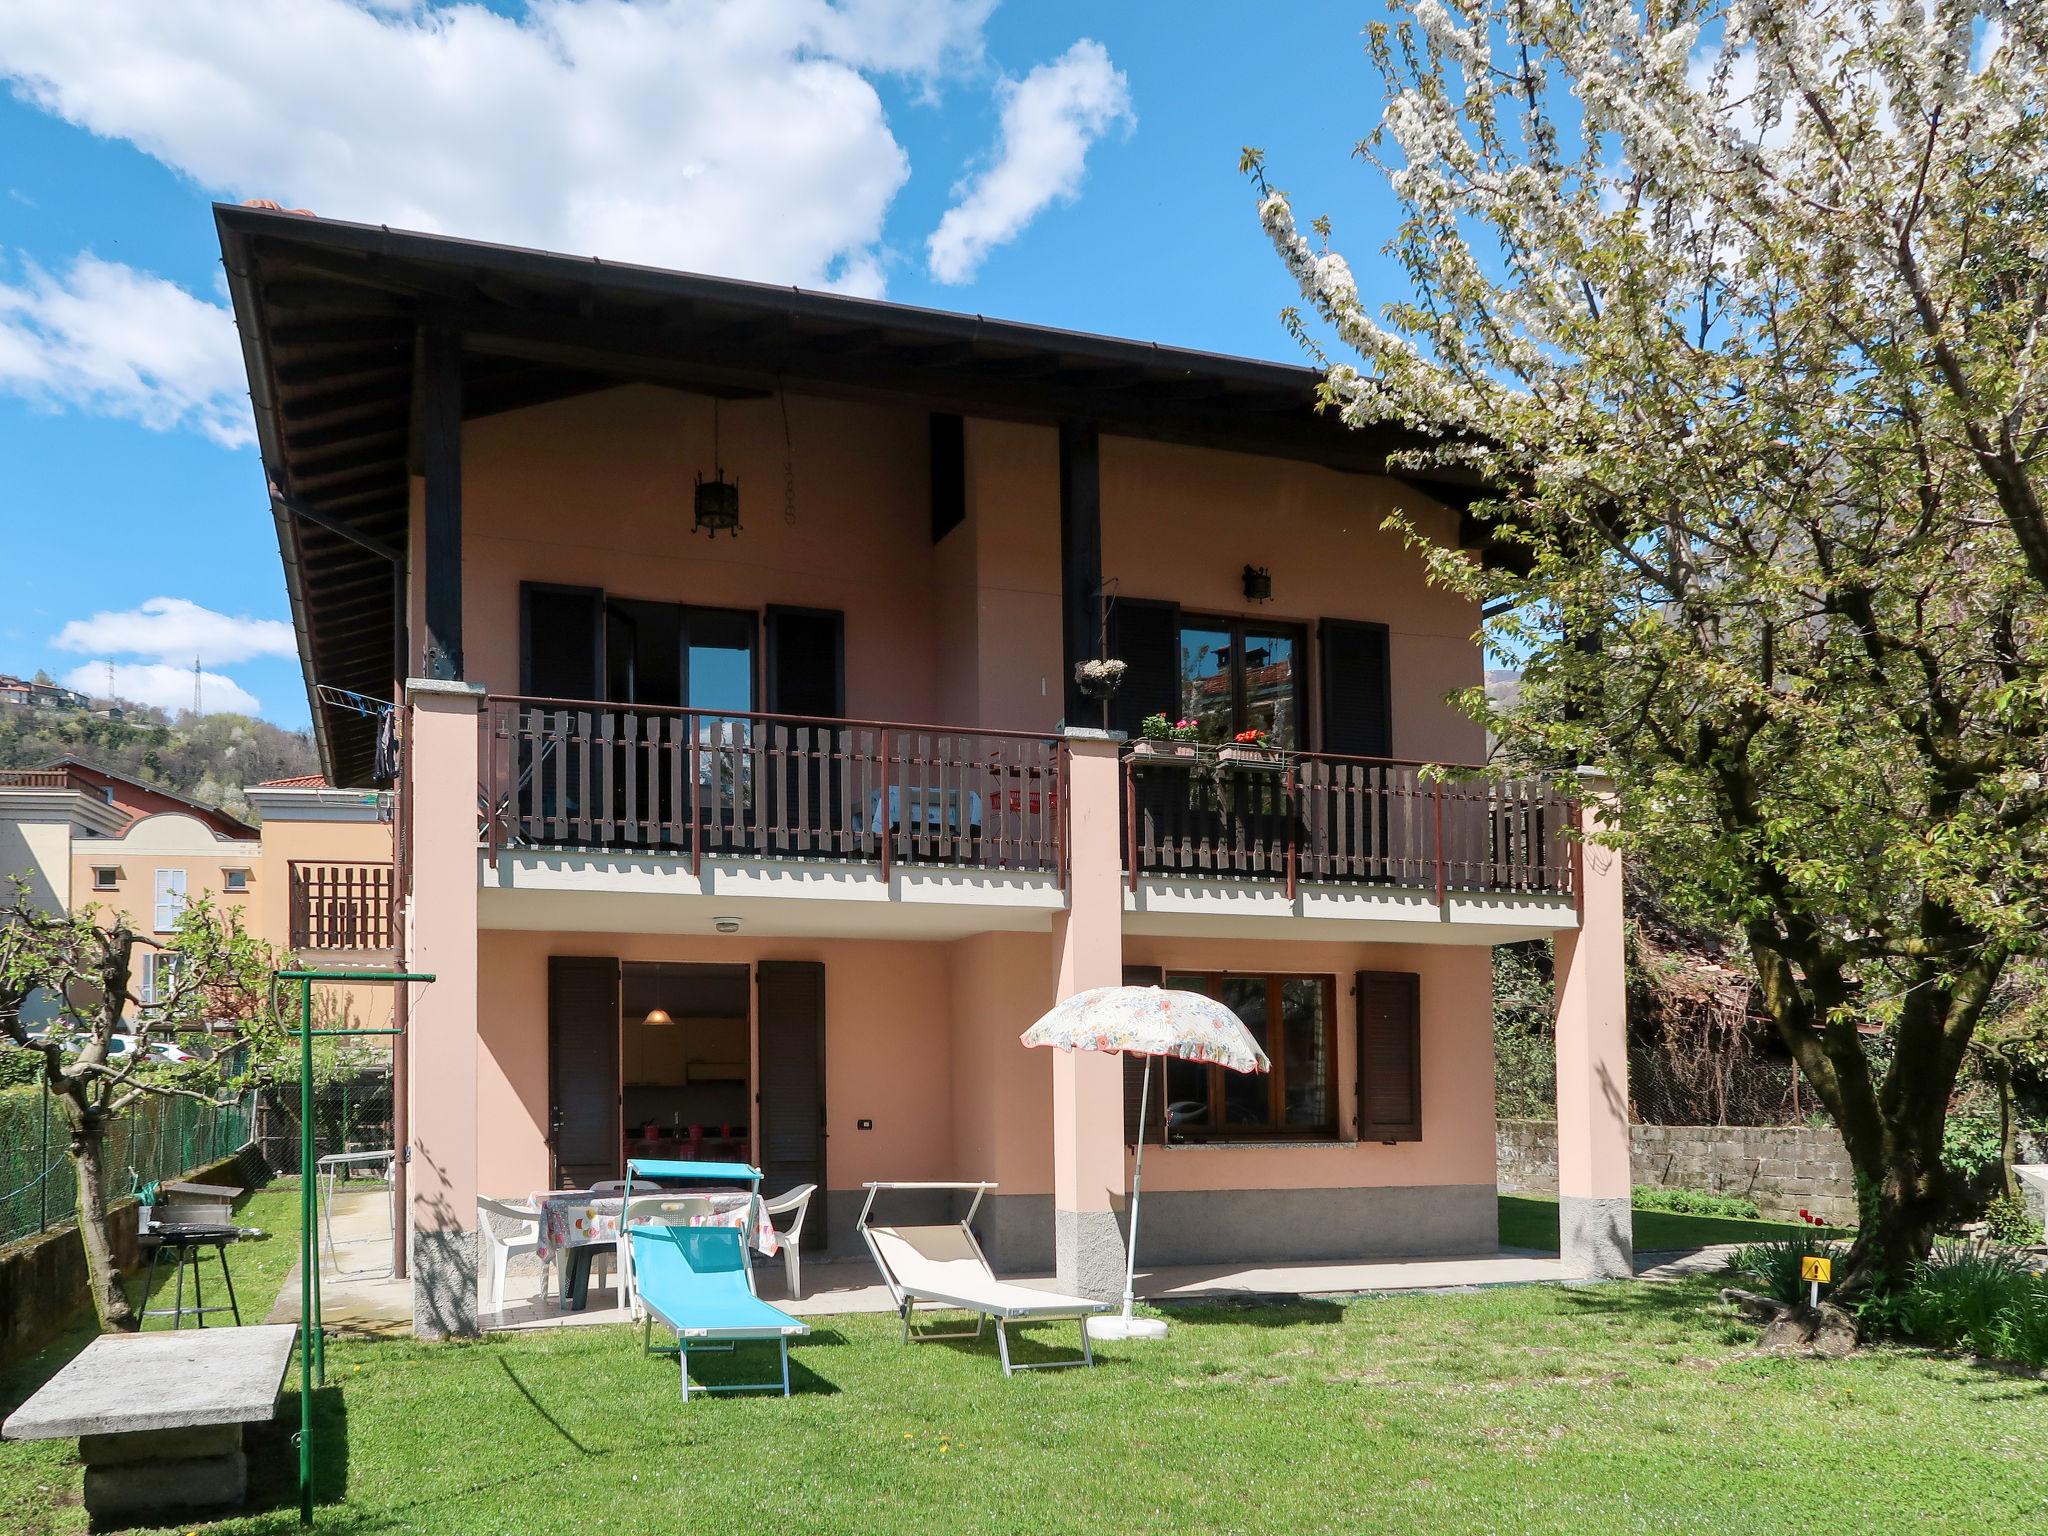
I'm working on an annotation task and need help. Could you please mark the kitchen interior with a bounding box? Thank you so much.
[620,961,751,1165]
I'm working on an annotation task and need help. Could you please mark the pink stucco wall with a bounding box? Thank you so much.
[417,384,1484,763]
[469,923,1496,1203]
[1122,936,1498,1193]
[477,928,966,1199]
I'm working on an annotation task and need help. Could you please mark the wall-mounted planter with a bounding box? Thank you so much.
[1131,740,1198,761]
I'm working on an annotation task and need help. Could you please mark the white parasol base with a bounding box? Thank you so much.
[1088,1313,1168,1342]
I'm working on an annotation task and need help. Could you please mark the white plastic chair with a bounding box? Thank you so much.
[618,1195,710,1318]
[477,1197,552,1317]
[761,1184,817,1300]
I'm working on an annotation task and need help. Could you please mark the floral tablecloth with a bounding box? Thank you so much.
[531,1189,780,1258]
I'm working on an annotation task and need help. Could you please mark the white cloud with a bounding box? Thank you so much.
[51,597,297,666]
[926,38,1132,284]
[0,0,1002,296]
[0,254,251,447]
[59,661,261,717]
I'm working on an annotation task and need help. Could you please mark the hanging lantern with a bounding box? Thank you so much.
[693,396,742,537]
[693,473,741,537]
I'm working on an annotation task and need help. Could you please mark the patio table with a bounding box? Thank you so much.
[530,1188,781,1311]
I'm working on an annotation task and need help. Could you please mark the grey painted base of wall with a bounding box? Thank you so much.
[1055,1208,1127,1301]
[1560,1195,1634,1279]
[974,1194,1054,1273]
[830,1183,1499,1278]
[1123,1184,1500,1267]
[410,1228,479,1339]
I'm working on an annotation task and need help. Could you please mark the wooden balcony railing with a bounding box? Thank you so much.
[1123,746,1577,906]
[481,697,1064,881]
[0,768,74,789]
[289,861,396,951]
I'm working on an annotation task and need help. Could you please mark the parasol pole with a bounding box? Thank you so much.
[1091,1053,1168,1342]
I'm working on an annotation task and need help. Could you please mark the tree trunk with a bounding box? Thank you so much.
[1831,1069,1950,1299]
[71,1114,138,1332]
[1991,1058,2019,1201]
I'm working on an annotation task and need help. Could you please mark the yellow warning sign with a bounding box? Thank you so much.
[1800,1256,1832,1285]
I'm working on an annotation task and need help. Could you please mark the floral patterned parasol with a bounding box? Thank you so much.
[1020,985,1270,1074]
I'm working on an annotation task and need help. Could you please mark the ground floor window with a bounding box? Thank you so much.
[1159,972,1336,1139]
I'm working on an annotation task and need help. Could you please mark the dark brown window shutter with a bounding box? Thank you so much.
[1355,971,1421,1141]
[764,606,845,717]
[1107,598,1181,739]
[1122,964,1165,1144]
[1319,619,1392,758]
[522,583,605,699]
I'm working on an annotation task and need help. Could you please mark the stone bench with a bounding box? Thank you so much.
[1,1324,297,1523]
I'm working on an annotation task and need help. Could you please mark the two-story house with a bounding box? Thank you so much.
[217,202,1633,1339]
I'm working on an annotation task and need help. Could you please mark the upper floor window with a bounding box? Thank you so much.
[1179,619,1305,750]
[152,867,188,933]
[523,585,757,717]
[91,866,119,890]
[1110,600,1389,758]
[222,867,251,893]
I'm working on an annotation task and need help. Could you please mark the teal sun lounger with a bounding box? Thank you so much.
[629,1224,810,1401]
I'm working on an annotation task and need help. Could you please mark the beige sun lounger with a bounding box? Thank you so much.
[858,1182,1111,1375]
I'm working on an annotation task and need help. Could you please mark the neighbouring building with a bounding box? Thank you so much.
[215,201,1633,1339]
[0,762,394,1017]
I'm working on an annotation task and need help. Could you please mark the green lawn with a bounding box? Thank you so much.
[1498,1193,1838,1251]
[5,1185,2045,1535]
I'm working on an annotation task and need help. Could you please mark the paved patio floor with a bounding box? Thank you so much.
[274,1189,1745,1337]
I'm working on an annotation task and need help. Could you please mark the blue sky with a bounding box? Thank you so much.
[0,1,1410,730]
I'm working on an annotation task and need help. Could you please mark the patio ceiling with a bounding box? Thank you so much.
[216,202,1507,787]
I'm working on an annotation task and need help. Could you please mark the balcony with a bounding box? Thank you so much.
[1121,745,1578,936]
[288,861,396,952]
[480,696,1064,879]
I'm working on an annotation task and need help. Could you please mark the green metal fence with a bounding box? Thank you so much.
[0,1083,255,1250]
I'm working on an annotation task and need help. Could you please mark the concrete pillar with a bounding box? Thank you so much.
[1553,769,1633,1278]
[403,678,484,1336]
[1049,729,1126,1299]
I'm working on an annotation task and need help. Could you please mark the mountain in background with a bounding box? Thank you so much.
[0,690,317,823]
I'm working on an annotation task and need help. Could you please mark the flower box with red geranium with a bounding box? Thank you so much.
[1218,728,1281,768]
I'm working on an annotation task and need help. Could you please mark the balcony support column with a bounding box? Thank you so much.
[1049,728,1126,1300]
[402,676,485,1336]
[1553,769,1633,1279]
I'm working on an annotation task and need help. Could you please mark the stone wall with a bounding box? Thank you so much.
[1497,1118,1858,1226]
[0,1142,268,1367]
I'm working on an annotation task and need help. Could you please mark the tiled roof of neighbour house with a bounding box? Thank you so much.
[257,774,331,788]
[215,202,1518,786]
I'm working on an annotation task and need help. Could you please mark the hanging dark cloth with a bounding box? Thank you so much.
[370,705,400,787]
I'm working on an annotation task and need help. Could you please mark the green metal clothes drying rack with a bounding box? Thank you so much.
[278,967,433,1528]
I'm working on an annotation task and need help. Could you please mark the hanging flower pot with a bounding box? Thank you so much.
[1074,658,1128,700]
